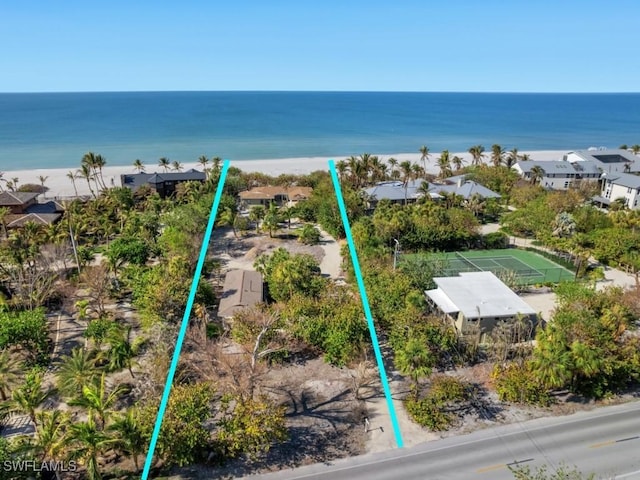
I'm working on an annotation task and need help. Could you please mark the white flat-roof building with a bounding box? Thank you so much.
[598,172,640,210]
[513,160,601,190]
[564,149,640,175]
[425,271,538,342]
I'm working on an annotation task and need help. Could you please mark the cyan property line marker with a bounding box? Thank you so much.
[328,160,405,449]
[141,160,231,480]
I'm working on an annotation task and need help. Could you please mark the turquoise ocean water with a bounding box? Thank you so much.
[0,91,639,170]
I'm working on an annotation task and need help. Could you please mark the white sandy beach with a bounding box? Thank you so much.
[3,150,568,199]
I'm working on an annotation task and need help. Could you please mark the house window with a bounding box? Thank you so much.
[628,187,632,194]
[564,181,569,188]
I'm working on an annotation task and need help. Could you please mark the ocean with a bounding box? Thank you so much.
[1,91,639,170]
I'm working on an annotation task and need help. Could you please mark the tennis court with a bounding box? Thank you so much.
[406,249,574,285]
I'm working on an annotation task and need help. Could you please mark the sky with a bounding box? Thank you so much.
[1,0,639,93]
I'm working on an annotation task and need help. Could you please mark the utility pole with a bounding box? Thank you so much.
[393,238,400,270]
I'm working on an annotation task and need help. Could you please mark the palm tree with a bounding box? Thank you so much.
[491,144,505,167]
[399,160,414,204]
[82,152,105,192]
[519,153,531,161]
[171,160,183,172]
[631,145,640,155]
[218,207,238,237]
[67,171,80,197]
[336,159,349,183]
[417,181,432,201]
[65,419,115,480]
[79,164,97,198]
[56,348,100,398]
[197,155,209,172]
[468,145,485,166]
[395,337,434,396]
[132,159,145,173]
[506,148,519,168]
[38,175,48,191]
[93,154,108,190]
[437,150,452,179]
[106,327,138,378]
[466,193,486,218]
[109,409,146,473]
[158,157,170,172]
[11,372,52,426]
[419,145,430,172]
[69,373,124,430]
[388,157,398,178]
[263,202,281,238]
[34,410,69,480]
[452,155,464,172]
[530,165,545,185]
[0,207,10,240]
[211,156,222,174]
[0,350,20,401]
[249,206,265,233]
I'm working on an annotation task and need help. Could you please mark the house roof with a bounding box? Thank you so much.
[217,270,264,318]
[26,201,65,214]
[0,191,39,206]
[569,149,640,173]
[603,172,640,189]
[238,186,313,201]
[7,213,62,228]
[429,180,501,200]
[515,160,575,175]
[120,170,206,189]
[425,271,536,319]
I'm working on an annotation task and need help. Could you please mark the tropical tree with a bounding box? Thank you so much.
[0,350,21,401]
[66,171,80,197]
[491,144,505,167]
[419,145,430,172]
[133,159,145,173]
[218,207,238,238]
[109,408,146,473]
[171,160,183,172]
[38,175,48,192]
[468,145,485,166]
[399,160,414,204]
[68,373,125,430]
[249,206,265,233]
[34,410,69,480]
[79,164,97,198]
[0,207,9,240]
[506,148,519,168]
[105,326,138,378]
[452,155,464,171]
[335,159,349,183]
[56,348,100,398]
[437,150,452,179]
[158,157,170,172]
[530,165,544,185]
[262,202,281,238]
[11,371,52,426]
[630,144,640,155]
[395,337,434,396]
[197,155,209,172]
[65,419,115,480]
[388,157,399,178]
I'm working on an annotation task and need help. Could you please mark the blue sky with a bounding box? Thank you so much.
[1,0,638,92]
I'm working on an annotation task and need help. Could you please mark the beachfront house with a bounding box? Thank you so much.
[361,177,499,210]
[513,160,602,190]
[238,186,313,209]
[564,149,640,175]
[596,172,640,210]
[120,169,206,198]
[425,271,538,343]
[217,269,264,320]
[0,192,64,229]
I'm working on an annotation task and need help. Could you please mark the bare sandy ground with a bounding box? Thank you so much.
[4,150,568,198]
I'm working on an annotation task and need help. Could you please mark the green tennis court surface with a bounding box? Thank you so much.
[405,249,574,285]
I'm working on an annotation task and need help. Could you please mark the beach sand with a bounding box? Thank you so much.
[2,150,567,199]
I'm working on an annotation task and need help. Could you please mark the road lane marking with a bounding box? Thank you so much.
[476,464,506,473]
[589,440,616,448]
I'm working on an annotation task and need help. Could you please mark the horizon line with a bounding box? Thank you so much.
[1,89,640,95]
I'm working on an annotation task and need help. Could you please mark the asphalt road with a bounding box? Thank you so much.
[246,401,640,480]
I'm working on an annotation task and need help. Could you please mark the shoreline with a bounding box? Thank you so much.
[3,150,568,199]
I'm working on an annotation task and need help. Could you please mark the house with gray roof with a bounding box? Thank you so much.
[0,192,63,230]
[564,149,640,174]
[217,270,264,319]
[120,169,206,198]
[597,172,640,209]
[513,160,601,190]
[429,177,501,200]
[425,271,538,343]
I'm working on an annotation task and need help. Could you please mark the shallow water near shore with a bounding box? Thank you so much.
[1,91,640,170]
